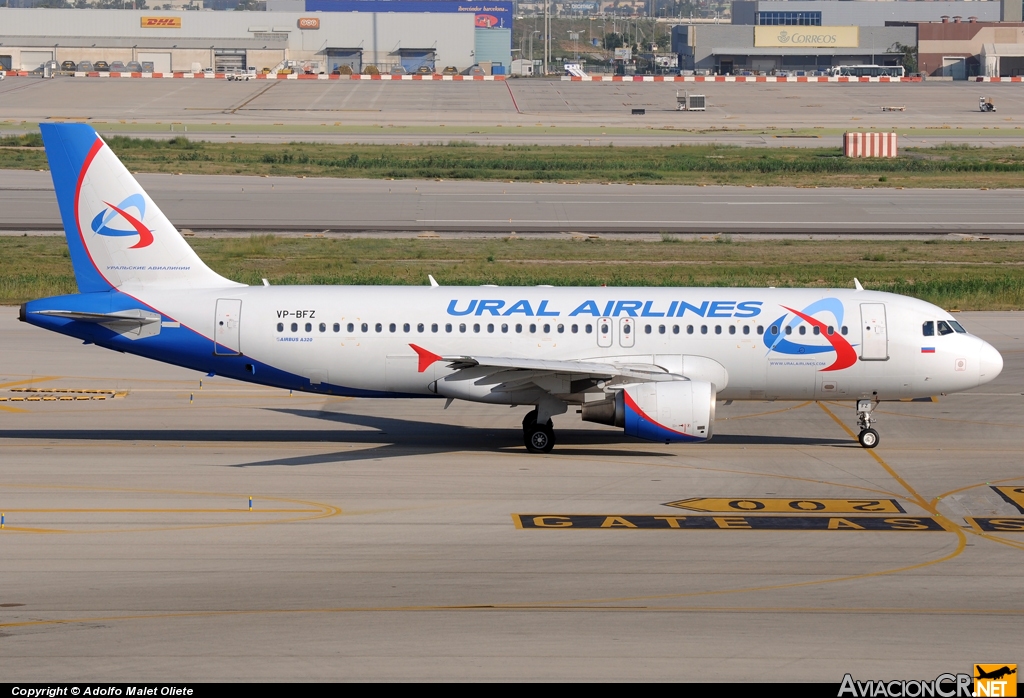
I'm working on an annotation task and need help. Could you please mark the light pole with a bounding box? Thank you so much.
[530,30,540,67]
[543,0,549,76]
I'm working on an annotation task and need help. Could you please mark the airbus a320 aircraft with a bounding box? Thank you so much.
[20,124,1003,452]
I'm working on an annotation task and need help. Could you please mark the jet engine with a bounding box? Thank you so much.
[581,380,716,442]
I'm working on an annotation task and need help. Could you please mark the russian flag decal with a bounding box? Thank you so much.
[921,347,936,354]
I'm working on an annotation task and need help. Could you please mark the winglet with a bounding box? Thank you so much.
[428,274,439,288]
[854,278,864,291]
[409,344,443,373]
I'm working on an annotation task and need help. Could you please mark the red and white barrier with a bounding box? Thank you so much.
[71,71,504,80]
[561,75,922,83]
[974,76,1024,82]
[844,132,897,158]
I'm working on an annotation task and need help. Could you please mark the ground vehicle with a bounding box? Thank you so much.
[463,64,486,76]
[76,61,93,72]
[25,123,1006,454]
[227,67,258,81]
[980,96,996,112]
[390,65,408,75]
[109,61,126,72]
[826,65,905,78]
[125,61,143,73]
[61,60,77,72]
[441,66,459,75]
[202,67,215,75]
[94,61,109,72]
[415,65,434,75]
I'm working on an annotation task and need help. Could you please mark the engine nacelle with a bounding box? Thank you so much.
[581,380,715,443]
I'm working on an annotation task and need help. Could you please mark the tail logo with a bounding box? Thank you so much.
[90,193,154,249]
[764,298,858,372]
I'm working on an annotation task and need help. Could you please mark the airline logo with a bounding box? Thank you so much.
[90,193,154,249]
[764,298,857,371]
[298,17,320,29]
[141,16,181,28]
[447,299,763,318]
[475,14,500,27]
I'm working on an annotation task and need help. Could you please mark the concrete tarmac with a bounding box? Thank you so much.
[1,309,1022,681]
[2,169,1023,235]
[2,77,1024,145]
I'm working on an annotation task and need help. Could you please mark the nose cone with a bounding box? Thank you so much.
[978,340,1003,385]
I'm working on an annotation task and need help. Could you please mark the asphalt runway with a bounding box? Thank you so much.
[1,309,1022,681]
[2,77,1024,146]
[2,169,1023,236]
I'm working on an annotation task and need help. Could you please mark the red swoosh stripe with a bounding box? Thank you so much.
[409,344,443,373]
[103,200,154,249]
[781,306,858,372]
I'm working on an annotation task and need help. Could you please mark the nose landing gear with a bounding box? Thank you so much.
[856,399,879,448]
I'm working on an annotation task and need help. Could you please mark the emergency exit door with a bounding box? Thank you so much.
[860,303,888,361]
[214,299,242,355]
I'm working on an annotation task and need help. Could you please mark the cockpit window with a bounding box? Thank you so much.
[922,321,934,337]
[937,320,955,336]
[949,321,967,334]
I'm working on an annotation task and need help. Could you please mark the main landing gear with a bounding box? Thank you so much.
[523,409,555,454]
[856,399,879,449]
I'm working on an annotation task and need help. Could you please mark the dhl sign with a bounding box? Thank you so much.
[298,17,320,29]
[141,16,181,28]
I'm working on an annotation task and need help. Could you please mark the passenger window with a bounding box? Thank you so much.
[644,325,652,335]
[375,323,382,333]
[319,323,326,333]
[502,324,509,333]
[542,324,550,334]
[277,322,284,332]
[403,323,410,333]
[841,326,848,335]
[715,325,722,335]
[673,325,680,335]
[937,321,954,336]
[487,324,494,333]
[700,325,708,335]
[623,324,631,335]
[728,325,736,335]
[950,321,967,334]
[827,326,834,335]
[346,323,353,333]
[445,323,452,333]
[687,325,694,335]
[516,324,523,333]
[388,323,396,333]
[333,323,340,333]
[530,324,537,334]
[742,325,750,335]
[812,326,820,336]
[557,324,564,334]
[459,323,467,333]
[473,323,480,333]
[417,323,424,333]
[784,326,792,335]
[571,324,578,334]
[305,322,312,332]
[922,321,934,337]
[659,325,666,334]
[584,324,593,334]
[361,323,368,333]
[770,326,778,336]
[431,323,438,333]
[798,326,806,336]
[600,323,609,334]
[757,326,764,335]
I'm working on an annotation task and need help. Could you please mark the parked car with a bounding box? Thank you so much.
[125,61,143,73]
[414,65,433,75]
[94,61,109,72]
[61,60,77,72]
[227,67,258,81]
[202,67,215,75]
[76,60,94,72]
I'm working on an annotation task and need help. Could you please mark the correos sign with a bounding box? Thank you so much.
[754,26,859,48]
[298,17,320,29]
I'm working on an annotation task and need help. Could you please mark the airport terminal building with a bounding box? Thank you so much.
[0,2,512,74]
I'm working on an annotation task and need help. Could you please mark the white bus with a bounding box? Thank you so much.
[827,65,905,78]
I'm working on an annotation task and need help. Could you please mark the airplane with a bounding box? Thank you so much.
[975,666,1017,681]
[19,123,1004,453]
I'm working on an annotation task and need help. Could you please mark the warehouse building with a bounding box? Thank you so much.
[0,6,496,74]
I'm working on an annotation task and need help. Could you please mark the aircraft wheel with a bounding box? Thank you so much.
[524,423,555,453]
[858,428,879,449]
